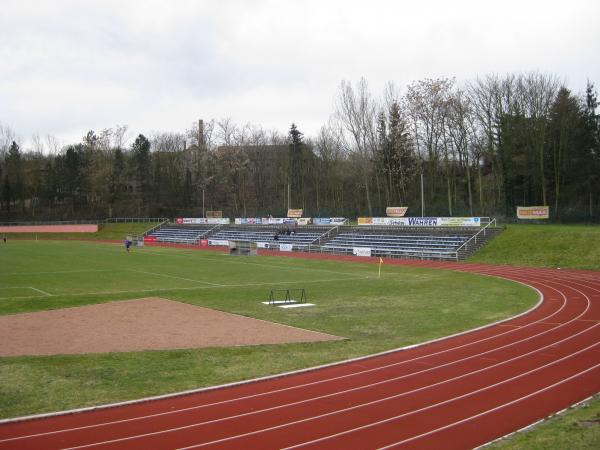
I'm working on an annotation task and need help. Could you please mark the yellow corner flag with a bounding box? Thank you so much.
[378,257,384,279]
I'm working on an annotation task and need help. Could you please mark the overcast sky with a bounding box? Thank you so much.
[1,0,599,148]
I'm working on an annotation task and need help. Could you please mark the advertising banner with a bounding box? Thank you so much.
[177,218,230,225]
[357,217,481,227]
[235,218,263,225]
[279,243,293,252]
[353,247,372,257]
[297,218,312,225]
[208,239,229,246]
[386,207,408,217]
[287,209,303,218]
[313,218,347,225]
[143,235,157,243]
[517,206,549,219]
[206,210,223,218]
[256,242,270,249]
[200,239,208,247]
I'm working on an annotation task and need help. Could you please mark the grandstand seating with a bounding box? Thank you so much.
[210,227,322,251]
[146,225,213,244]
[144,222,502,260]
[320,229,472,260]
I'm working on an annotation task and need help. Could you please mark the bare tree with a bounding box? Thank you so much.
[518,72,561,205]
[334,78,378,215]
[405,77,455,212]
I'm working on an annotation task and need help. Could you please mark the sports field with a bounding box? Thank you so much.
[0,240,536,418]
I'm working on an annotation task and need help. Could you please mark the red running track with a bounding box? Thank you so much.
[0,256,599,449]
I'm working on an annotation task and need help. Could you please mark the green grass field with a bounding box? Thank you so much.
[472,224,600,270]
[0,239,536,418]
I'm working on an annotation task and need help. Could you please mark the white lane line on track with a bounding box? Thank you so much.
[378,362,600,450]
[60,315,600,450]
[0,268,568,443]
[129,269,224,286]
[182,342,600,449]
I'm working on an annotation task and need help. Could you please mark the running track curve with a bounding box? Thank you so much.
[1,255,599,449]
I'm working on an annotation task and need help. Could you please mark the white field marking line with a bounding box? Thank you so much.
[0,269,117,276]
[87,243,369,280]
[143,250,371,279]
[53,295,597,450]
[28,287,51,296]
[181,342,600,449]
[378,362,600,449]
[0,276,367,302]
[5,272,571,445]
[129,270,224,287]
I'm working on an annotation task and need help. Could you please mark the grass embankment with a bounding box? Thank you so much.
[471,223,600,449]
[471,224,600,270]
[0,240,536,418]
[2,222,160,241]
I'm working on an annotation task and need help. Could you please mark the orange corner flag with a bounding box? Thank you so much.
[379,257,384,265]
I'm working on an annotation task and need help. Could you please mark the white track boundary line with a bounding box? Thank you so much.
[40,296,597,450]
[0,270,558,441]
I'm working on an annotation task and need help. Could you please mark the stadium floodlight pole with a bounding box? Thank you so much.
[421,172,424,217]
[202,188,205,218]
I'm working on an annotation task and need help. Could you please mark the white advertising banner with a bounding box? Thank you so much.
[235,218,264,225]
[208,239,229,246]
[262,218,298,225]
[297,218,312,225]
[177,217,230,225]
[353,247,372,257]
[357,217,481,227]
[313,217,347,225]
[256,242,270,248]
[279,243,293,252]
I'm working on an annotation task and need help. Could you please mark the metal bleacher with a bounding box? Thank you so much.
[320,229,470,260]
[144,219,501,261]
[210,226,322,251]
[147,225,213,244]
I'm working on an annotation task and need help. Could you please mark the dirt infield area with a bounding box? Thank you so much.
[0,298,342,357]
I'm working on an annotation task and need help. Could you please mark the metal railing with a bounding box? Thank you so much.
[317,225,339,245]
[454,218,498,260]
[142,219,170,237]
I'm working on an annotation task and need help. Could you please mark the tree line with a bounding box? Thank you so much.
[1,72,599,222]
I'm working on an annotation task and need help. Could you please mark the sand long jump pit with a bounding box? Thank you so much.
[0,298,342,357]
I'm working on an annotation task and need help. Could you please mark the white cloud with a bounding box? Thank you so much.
[1,0,599,148]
